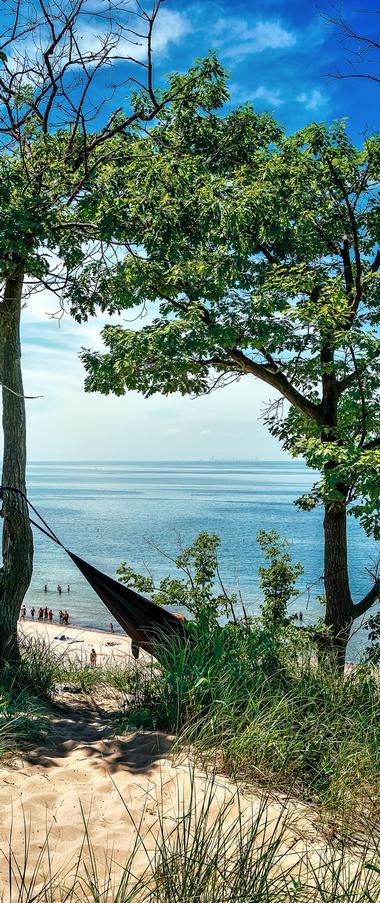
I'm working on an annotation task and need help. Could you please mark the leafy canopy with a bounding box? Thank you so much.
[0,53,227,300]
[81,93,380,541]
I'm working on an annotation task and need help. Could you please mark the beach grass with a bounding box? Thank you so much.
[114,625,380,827]
[0,687,49,761]
[14,628,380,825]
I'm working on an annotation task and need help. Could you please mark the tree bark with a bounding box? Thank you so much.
[323,502,353,668]
[319,340,353,668]
[0,269,33,669]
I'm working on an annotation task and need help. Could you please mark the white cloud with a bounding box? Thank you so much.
[72,8,190,63]
[214,17,296,61]
[151,9,191,54]
[296,89,325,111]
[250,85,284,107]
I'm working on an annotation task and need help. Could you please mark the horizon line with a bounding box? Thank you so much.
[26,457,304,464]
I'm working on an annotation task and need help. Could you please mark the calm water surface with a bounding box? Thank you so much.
[25,461,379,660]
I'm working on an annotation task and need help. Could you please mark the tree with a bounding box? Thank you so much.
[82,92,380,666]
[0,0,223,667]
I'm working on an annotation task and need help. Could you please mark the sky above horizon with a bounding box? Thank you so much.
[3,0,379,461]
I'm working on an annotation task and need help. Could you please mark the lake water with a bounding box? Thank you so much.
[24,460,379,660]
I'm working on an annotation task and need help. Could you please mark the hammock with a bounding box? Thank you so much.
[0,486,188,658]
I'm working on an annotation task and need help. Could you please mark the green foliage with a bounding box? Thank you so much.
[81,99,380,612]
[0,687,49,760]
[0,55,228,303]
[257,529,303,629]
[118,532,237,630]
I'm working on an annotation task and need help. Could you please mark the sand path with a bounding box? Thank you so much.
[0,680,321,901]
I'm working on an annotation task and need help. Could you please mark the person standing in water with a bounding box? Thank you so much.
[30,607,35,619]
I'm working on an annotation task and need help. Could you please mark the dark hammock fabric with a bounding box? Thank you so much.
[0,485,188,658]
[67,550,188,656]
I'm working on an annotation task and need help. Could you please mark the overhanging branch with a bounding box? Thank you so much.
[228,347,322,423]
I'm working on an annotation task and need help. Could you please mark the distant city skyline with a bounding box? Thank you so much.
[2,0,378,462]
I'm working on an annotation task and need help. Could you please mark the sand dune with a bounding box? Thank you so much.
[0,622,325,900]
[0,727,316,900]
[0,622,320,901]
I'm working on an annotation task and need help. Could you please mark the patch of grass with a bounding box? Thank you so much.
[17,635,61,694]
[0,688,49,760]
[120,623,380,825]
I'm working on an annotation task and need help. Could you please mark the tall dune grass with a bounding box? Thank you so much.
[0,688,49,760]
[116,624,380,825]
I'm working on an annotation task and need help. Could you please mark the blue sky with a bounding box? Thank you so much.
[4,0,379,461]
[149,0,380,137]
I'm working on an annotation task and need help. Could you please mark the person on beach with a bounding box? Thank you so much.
[44,606,48,619]
[299,611,303,622]
[48,609,53,622]
[20,605,26,620]
[109,622,114,633]
[63,611,69,625]
[38,607,43,620]
[90,648,97,667]
[30,607,35,619]
[59,610,63,624]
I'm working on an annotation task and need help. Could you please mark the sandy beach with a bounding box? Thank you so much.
[19,617,152,668]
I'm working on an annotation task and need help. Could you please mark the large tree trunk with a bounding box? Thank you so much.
[0,270,33,669]
[323,501,353,668]
[319,338,354,669]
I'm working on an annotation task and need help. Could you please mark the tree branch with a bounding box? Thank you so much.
[0,381,42,400]
[353,580,380,618]
[227,346,322,423]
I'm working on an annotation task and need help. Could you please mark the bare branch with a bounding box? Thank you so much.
[0,381,42,400]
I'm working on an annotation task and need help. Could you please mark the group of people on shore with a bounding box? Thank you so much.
[19,605,70,624]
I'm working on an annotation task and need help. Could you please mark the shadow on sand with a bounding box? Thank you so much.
[24,694,173,774]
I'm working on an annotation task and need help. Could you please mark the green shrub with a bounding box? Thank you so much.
[257,528,303,630]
